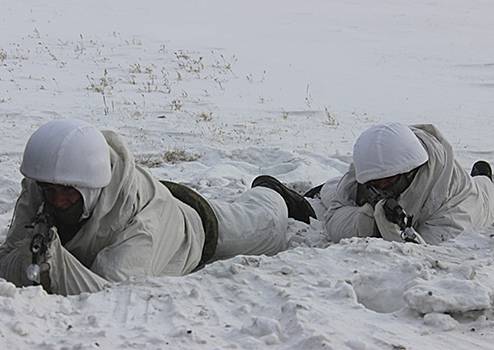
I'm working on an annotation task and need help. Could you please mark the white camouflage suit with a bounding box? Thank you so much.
[0,120,288,295]
[320,124,494,244]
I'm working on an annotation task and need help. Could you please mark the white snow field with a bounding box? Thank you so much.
[1,0,494,349]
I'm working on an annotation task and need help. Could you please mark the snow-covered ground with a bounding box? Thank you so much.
[1,0,494,348]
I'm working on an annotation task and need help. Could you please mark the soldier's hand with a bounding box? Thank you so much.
[374,199,403,242]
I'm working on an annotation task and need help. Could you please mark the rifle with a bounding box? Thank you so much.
[25,212,56,285]
[366,185,424,244]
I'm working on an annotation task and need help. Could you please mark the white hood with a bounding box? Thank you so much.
[353,122,429,184]
[20,119,111,189]
[74,186,102,219]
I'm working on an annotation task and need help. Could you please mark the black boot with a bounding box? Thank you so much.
[252,175,316,224]
[471,160,492,181]
[303,183,324,199]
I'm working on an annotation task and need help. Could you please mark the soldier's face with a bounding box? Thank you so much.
[37,183,82,210]
[367,175,400,191]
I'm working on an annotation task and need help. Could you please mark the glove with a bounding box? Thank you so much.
[401,227,426,244]
[374,199,404,242]
[374,199,426,244]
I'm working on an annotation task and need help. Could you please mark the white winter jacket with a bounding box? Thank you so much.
[321,124,494,244]
[0,131,205,295]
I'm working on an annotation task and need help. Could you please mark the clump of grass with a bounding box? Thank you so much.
[163,149,200,163]
[324,107,339,126]
[86,69,113,94]
[175,50,204,73]
[0,49,7,62]
[136,149,200,167]
[86,69,114,115]
[197,111,213,121]
[170,99,183,111]
[129,63,153,74]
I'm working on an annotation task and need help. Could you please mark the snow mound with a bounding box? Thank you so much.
[423,312,459,331]
[404,278,492,314]
[0,280,16,298]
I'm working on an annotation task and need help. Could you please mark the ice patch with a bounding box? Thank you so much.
[423,312,459,331]
[0,279,17,298]
[346,338,369,350]
[404,278,491,314]
[240,316,282,339]
[330,280,358,303]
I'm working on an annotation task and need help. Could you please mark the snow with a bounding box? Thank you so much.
[1,0,494,348]
[404,278,491,314]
